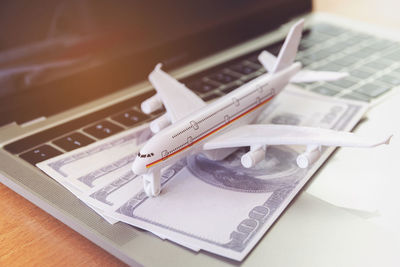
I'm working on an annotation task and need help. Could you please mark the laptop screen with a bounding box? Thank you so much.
[0,0,311,126]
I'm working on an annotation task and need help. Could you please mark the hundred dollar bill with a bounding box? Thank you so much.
[37,123,151,193]
[38,85,368,260]
[37,123,152,223]
[104,86,367,260]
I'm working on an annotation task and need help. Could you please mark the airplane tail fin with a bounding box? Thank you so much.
[261,19,304,74]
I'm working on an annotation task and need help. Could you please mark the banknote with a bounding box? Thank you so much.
[39,123,151,193]
[38,85,368,260]
[37,123,152,223]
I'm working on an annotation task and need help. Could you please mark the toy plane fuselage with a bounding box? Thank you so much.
[132,63,300,176]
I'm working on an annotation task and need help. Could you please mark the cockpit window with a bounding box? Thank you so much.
[137,152,154,158]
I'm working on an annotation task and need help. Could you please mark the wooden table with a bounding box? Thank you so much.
[1,1,399,266]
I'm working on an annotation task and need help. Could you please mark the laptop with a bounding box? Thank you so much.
[1,0,399,266]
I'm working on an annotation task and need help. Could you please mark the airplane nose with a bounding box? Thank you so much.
[131,160,140,175]
[132,158,145,175]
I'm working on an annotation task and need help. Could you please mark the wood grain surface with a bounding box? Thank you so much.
[1,1,399,266]
[0,184,126,266]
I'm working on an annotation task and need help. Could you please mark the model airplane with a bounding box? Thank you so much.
[132,19,391,197]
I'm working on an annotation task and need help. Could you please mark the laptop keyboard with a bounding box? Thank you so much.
[4,23,400,166]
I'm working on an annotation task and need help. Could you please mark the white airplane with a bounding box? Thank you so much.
[132,20,391,197]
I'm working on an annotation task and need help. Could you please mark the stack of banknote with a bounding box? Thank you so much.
[38,86,367,261]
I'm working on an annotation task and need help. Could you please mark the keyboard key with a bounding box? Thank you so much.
[329,78,358,89]
[229,63,258,75]
[355,83,391,98]
[383,49,400,61]
[302,30,331,42]
[246,54,262,65]
[111,110,149,127]
[312,86,339,96]
[295,83,312,89]
[313,24,346,36]
[378,75,400,86]
[221,83,241,94]
[202,92,221,102]
[341,92,371,102]
[297,56,314,66]
[208,72,239,84]
[303,49,331,62]
[349,69,373,79]
[188,80,217,94]
[19,145,63,165]
[351,47,377,58]
[364,59,393,70]
[151,108,166,117]
[352,33,374,41]
[83,120,123,139]
[324,43,348,54]
[257,68,267,74]
[53,132,95,152]
[241,74,258,83]
[342,36,360,46]
[368,39,395,50]
[390,66,400,75]
[318,63,343,72]
[331,56,358,67]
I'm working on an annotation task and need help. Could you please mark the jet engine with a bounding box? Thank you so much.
[296,145,321,169]
[150,113,171,133]
[241,146,266,168]
[141,94,163,114]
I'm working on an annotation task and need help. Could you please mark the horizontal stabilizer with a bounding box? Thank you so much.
[258,50,276,73]
[257,50,348,83]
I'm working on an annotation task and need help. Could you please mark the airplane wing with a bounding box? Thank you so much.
[146,64,206,123]
[257,50,348,83]
[203,124,391,150]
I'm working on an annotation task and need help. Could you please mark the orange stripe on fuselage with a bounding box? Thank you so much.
[145,94,274,168]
